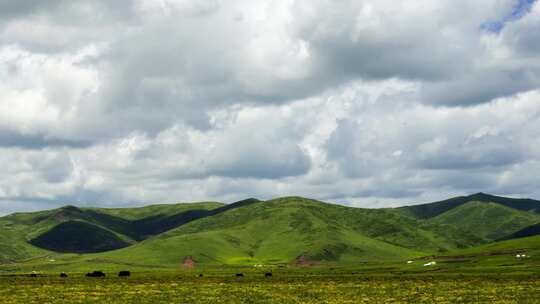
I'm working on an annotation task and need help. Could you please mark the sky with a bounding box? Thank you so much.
[1,0,540,214]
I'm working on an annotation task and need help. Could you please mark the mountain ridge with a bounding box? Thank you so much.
[1,193,539,266]
[397,192,540,219]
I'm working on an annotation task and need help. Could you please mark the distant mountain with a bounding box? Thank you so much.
[398,193,540,219]
[0,194,539,266]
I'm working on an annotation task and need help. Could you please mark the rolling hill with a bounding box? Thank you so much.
[426,201,540,241]
[398,192,540,219]
[0,201,223,261]
[0,193,539,269]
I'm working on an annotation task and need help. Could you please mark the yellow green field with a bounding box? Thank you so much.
[1,272,539,304]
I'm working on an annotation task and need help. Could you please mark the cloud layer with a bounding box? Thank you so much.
[1,0,540,214]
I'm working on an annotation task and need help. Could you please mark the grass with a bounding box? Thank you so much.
[0,202,223,261]
[428,201,540,240]
[1,271,539,304]
[2,235,539,303]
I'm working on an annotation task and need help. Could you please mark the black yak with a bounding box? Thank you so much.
[86,271,106,277]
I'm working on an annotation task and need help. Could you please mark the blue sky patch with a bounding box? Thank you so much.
[481,0,536,33]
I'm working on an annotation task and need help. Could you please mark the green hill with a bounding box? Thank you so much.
[0,201,223,262]
[29,221,130,253]
[398,193,540,219]
[0,194,539,270]
[78,197,484,266]
[427,201,540,241]
[98,197,423,265]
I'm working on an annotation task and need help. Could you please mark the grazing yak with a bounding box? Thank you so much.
[235,273,244,277]
[60,273,68,278]
[265,272,272,277]
[86,271,106,277]
[118,271,131,277]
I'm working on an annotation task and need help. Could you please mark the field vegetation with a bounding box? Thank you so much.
[1,271,539,303]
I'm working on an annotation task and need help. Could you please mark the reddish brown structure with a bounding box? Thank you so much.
[182,256,196,269]
[295,254,317,267]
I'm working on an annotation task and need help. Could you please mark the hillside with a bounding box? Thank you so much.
[398,193,540,219]
[503,223,540,240]
[427,201,540,241]
[0,193,539,269]
[29,221,130,253]
[82,197,483,265]
[0,201,223,261]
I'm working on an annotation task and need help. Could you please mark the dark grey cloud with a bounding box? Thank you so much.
[0,1,136,22]
[416,134,524,170]
[0,1,137,53]
[0,1,63,19]
[208,141,312,179]
[420,60,539,105]
[0,130,91,149]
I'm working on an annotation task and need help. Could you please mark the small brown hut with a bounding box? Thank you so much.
[182,256,196,269]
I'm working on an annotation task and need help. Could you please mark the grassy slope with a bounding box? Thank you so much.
[0,222,48,262]
[430,235,540,274]
[428,201,540,240]
[88,202,224,220]
[1,194,539,271]
[96,197,483,266]
[505,223,540,239]
[29,220,130,253]
[0,202,222,262]
[450,235,540,255]
[96,198,419,265]
[398,192,540,219]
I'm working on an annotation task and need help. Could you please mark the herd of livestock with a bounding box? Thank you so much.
[27,270,273,278]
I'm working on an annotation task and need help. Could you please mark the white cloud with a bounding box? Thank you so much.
[1,0,540,213]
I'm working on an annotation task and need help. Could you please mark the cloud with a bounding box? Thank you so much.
[324,88,540,197]
[80,105,312,181]
[0,1,63,19]
[0,1,540,213]
[0,130,91,149]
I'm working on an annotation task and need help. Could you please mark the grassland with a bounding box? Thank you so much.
[1,193,540,303]
[1,271,539,304]
[1,194,540,271]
